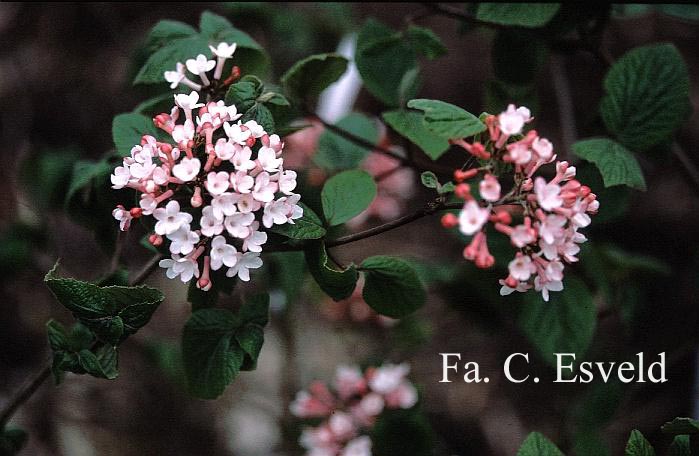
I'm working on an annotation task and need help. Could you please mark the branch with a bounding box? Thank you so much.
[0,253,163,428]
[672,142,699,195]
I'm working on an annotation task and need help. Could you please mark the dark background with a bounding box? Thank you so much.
[1,3,698,455]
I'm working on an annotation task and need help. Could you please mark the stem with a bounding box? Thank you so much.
[672,142,699,196]
[0,253,163,428]
[326,200,463,248]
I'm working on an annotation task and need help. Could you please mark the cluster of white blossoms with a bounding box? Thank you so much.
[291,363,418,456]
[441,105,599,301]
[111,43,302,290]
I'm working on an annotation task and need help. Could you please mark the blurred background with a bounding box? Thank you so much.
[1,3,699,455]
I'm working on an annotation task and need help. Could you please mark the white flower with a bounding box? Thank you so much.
[479,174,501,202]
[214,138,236,160]
[164,62,186,89]
[507,143,532,165]
[538,214,567,244]
[231,145,256,171]
[206,171,230,195]
[262,194,302,228]
[152,166,170,186]
[172,157,201,182]
[111,166,130,189]
[510,224,536,248]
[209,42,237,58]
[200,206,224,237]
[242,221,268,253]
[129,154,156,180]
[257,146,282,172]
[211,192,239,219]
[499,279,531,296]
[508,254,536,282]
[171,120,195,145]
[370,363,410,395]
[341,436,372,456]
[328,412,356,440]
[498,104,526,136]
[534,177,563,211]
[167,224,199,255]
[139,194,157,215]
[236,193,262,213]
[210,235,238,270]
[159,255,199,283]
[226,252,263,281]
[278,169,298,194]
[358,393,384,417]
[230,170,254,194]
[112,206,132,231]
[224,212,255,238]
[223,122,251,144]
[532,137,554,161]
[458,200,489,235]
[186,54,215,76]
[252,172,278,203]
[153,200,193,235]
[174,91,204,111]
[534,274,564,302]
[244,120,266,138]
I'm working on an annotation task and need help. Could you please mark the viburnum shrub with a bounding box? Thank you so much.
[2,6,694,456]
[111,43,303,289]
[439,105,599,301]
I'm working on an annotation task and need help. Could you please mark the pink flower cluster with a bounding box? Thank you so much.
[110,43,303,290]
[441,105,599,301]
[291,363,418,456]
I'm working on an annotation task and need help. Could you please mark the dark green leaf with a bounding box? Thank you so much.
[361,256,426,318]
[572,138,646,191]
[241,103,275,133]
[625,430,655,456]
[198,10,233,36]
[143,19,197,51]
[46,320,69,351]
[600,44,691,151]
[182,294,269,398]
[407,99,486,139]
[405,26,447,59]
[305,242,358,301]
[77,346,118,380]
[477,3,561,28]
[371,408,435,456]
[315,113,379,170]
[112,113,158,156]
[44,263,164,345]
[267,203,326,239]
[669,435,691,456]
[518,277,596,365]
[321,170,377,226]
[420,171,439,189]
[662,418,699,436]
[492,29,548,84]
[281,53,348,101]
[225,78,263,112]
[517,432,564,456]
[382,110,450,160]
[134,36,210,85]
[356,19,419,106]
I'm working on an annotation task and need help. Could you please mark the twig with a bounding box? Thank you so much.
[0,253,163,428]
[672,142,699,195]
[549,55,578,160]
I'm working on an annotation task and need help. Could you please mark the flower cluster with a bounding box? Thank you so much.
[441,105,599,301]
[111,43,302,290]
[291,363,418,456]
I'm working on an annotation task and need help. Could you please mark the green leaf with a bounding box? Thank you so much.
[492,29,548,84]
[182,294,269,399]
[600,43,691,151]
[281,53,348,101]
[241,102,275,133]
[361,256,426,318]
[135,11,268,85]
[267,203,326,239]
[625,430,655,456]
[112,113,157,156]
[314,113,379,170]
[518,277,596,365]
[77,346,119,380]
[46,320,70,351]
[382,110,450,160]
[407,99,486,139]
[356,19,419,106]
[517,432,564,456]
[476,3,561,28]
[662,418,699,435]
[405,26,447,59]
[305,242,358,301]
[420,171,439,189]
[321,170,377,226]
[225,77,264,112]
[143,19,197,51]
[669,435,691,456]
[371,408,435,456]
[572,138,646,191]
[0,427,28,456]
[44,263,164,345]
